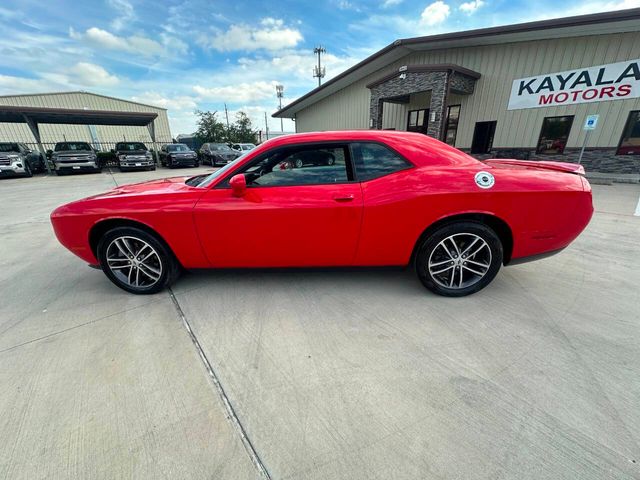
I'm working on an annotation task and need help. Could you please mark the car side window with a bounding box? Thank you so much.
[350,142,412,181]
[236,145,351,187]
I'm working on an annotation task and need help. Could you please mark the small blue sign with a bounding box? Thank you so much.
[584,114,599,130]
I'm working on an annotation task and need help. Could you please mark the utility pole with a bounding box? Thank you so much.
[224,103,230,130]
[275,84,284,132]
[264,112,269,140]
[313,46,326,87]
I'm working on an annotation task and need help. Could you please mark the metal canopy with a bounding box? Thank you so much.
[0,105,157,127]
[0,105,159,173]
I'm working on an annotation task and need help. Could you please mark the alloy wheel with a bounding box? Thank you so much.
[427,233,492,289]
[105,236,163,288]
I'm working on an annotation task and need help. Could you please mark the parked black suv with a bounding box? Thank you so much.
[199,143,240,166]
[0,142,46,177]
[114,142,155,171]
[159,143,199,168]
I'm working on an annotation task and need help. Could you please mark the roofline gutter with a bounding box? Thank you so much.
[273,7,640,119]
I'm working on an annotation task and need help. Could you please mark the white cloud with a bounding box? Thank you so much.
[0,74,50,94]
[108,0,135,31]
[199,18,303,52]
[131,92,198,110]
[459,0,485,14]
[69,62,120,86]
[69,27,186,58]
[382,0,404,7]
[193,81,279,103]
[420,1,451,25]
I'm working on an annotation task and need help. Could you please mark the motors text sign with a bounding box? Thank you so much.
[507,59,640,110]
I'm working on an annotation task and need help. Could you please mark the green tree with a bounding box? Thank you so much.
[228,111,258,144]
[194,110,226,143]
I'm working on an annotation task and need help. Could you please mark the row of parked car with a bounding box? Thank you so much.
[0,141,257,177]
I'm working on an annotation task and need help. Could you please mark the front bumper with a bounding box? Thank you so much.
[119,159,155,169]
[55,162,100,173]
[169,156,198,166]
[0,164,29,176]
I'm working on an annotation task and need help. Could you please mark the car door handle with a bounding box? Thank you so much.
[333,194,355,202]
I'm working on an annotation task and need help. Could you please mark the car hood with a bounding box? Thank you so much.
[54,150,93,155]
[84,176,198,200]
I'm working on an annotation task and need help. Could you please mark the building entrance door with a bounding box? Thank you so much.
[407,109,429,134]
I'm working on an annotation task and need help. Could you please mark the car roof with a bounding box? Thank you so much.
[255,130,478,168]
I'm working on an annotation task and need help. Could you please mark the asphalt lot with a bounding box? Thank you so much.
[1,168,639,480]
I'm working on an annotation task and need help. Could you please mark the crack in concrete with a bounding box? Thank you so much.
[168,288,271,480]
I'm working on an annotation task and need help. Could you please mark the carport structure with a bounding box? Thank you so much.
[0,105,159,173]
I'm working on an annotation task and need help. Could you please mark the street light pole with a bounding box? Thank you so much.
[275,84,284,132]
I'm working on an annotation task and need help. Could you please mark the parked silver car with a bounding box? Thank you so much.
[0,142,45,177]
[51,142,101,175]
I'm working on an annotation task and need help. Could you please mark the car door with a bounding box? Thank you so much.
[193,143,363,268]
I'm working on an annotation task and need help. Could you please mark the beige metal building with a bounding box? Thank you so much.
[274,9,640,173]
[0,91,172,151]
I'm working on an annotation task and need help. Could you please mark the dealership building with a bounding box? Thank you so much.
[274,9,640,174]
[0,91,172,153]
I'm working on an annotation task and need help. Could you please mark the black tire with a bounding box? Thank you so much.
[294,158,303,168]
[55,169,65,176]
[415,221,503,297]
[96,226,181,294]
[194,161,199,167]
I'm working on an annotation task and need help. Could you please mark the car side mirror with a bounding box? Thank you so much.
[229,174,247,197]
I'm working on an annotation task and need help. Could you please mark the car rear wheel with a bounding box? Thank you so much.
[415,222,502,297]
[97,227,181,294]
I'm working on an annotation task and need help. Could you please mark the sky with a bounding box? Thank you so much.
[0,0,638,136]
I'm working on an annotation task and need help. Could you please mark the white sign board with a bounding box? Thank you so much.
[583,115,599,130]
[508,59,640,110]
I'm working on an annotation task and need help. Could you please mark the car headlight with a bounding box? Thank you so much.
[7,154,20,160]
[145,152,152,159]
[118,155,126,160]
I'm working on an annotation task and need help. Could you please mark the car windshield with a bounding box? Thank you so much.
[0,143,20,152]
[242,145,253,150]
[55,142,91,151]
[116,142,147,151]
[194,153,248,187]
[211,144,232,152]
[167,144,190,152]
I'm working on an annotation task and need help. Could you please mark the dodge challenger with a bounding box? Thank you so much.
[51,131,593,297]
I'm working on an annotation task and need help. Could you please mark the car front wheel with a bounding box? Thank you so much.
[415,221,503,297]
[97,226,181,294]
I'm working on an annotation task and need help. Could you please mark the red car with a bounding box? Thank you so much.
[51,131,593,297]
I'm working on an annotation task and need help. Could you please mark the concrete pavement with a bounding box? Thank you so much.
[1,169,639,479]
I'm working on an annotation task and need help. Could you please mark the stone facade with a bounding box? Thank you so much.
[467,148,640,174]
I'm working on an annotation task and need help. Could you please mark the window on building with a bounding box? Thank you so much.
[470,121,497,154]
[617,111,640,155]
[350,142,412,181]
[407,109,429,134]
[536,116,574,154]
[444,105,461,146]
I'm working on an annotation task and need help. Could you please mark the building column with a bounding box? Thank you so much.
[426,71,449,140]
[22,114,51,174]
[369,94,385,129]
